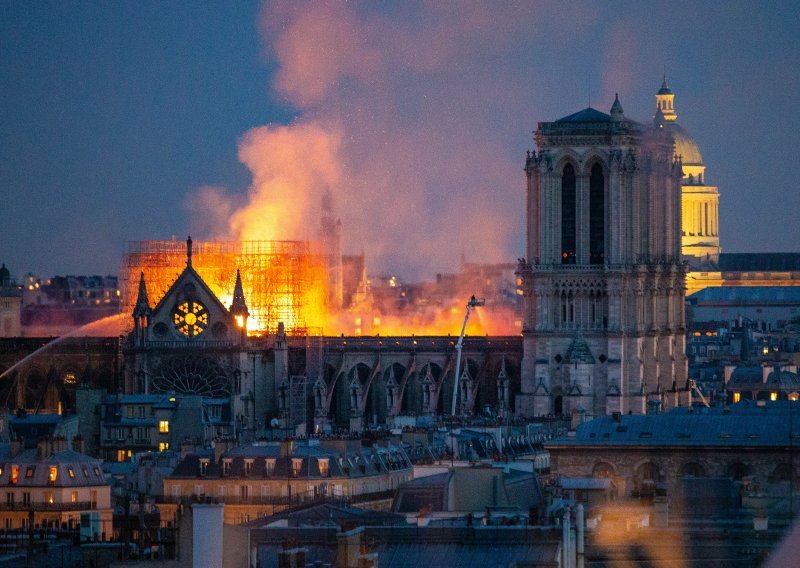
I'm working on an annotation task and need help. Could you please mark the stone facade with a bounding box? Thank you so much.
[517,97,688,418]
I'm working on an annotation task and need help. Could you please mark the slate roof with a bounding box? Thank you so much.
[688,285,800,304]
[556,107,612,123]
[0,449,106,487]
[168,441,411,480]
[547,401,800,449]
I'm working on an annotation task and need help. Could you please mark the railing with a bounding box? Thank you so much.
[0,501,97,512]
[157,488,396,508]
[143,340,234,349]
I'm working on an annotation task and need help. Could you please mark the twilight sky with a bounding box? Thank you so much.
[1,1,799,281]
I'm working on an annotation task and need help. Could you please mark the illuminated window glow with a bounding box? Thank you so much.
[733,392,741,403]
[159,421,169,433]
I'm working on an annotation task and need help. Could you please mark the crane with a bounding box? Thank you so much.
[450,295,485,416]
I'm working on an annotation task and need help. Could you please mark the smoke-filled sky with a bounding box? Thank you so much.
[2,1,799,281]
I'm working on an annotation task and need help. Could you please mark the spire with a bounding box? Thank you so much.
[230,269,249,316]
[186,236,193,268]
[655,76,677,122]
[133,272,151,317]
[610,93,624,121]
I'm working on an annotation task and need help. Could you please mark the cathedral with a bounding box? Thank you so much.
[516,87,690,417]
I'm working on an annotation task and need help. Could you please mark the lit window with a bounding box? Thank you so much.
[45,492,54,504]
[71,491,78,503]
[292,458,303,477]
[11,466,18,485]
[159,421,169,433]
[733,392,741,403]
[25,466,35,478]
[68,468,75,479]
[199,459,209,476]
[117,450,126,462]
[159,442,169,452]
[318,459,329,477]
[770,392,778,401]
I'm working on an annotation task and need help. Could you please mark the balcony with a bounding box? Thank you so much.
[157,488,396,509]
[0,501,97,512]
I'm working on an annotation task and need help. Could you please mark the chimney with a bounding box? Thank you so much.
[10,437,23,458]
[280,439,295,458]
[762,365,773,384]
[37,436,52,459]
[723,365,734,385]
[336,527,364,568]
[213,437,234,464]
[181,439,196,460]
[72,435,85,455]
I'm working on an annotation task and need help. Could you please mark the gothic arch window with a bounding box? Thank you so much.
[561,163,576,264]
[589,163,605,264]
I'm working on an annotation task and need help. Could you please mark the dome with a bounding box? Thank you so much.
[667,123,703,165]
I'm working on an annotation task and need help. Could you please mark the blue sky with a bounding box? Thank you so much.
[1,1,799,280]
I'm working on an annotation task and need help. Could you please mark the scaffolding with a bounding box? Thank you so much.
[119,240,329,336]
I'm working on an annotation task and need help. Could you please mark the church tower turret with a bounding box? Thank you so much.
[655,75,677,123]
[132,272,151,347]
[230,269,249,339]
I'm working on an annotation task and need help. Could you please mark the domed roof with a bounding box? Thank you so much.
[667,123,703,165]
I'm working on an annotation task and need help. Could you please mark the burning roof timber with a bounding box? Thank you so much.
[119,240,329,336]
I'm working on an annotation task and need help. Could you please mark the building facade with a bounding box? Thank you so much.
[0,436,112,534]
[517,95,688,418]
[160,438,412,525]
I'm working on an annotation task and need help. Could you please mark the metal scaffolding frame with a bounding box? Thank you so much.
[119,240,329,336]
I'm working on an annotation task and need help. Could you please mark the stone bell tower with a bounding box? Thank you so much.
[516,95,689,417]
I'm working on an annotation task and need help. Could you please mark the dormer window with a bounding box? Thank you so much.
[265,459,276,476]
[49,466,58,483]
[222,459,232,476]
[25,466,35,478]
[318,459,329,477]
[291,458,303,478]
[199,459,209,476]
[244,460,253,476]
[67,467,75,479]
[11,465,19,485]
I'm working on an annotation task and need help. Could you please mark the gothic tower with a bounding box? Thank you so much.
[517,95,688,417]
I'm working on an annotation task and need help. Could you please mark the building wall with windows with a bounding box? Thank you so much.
[160,439,412,525]
[0,437,111,534]
[546,401,798,503]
